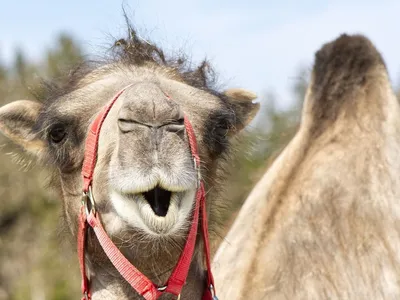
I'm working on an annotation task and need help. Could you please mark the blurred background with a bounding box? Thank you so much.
[0,1,399,299]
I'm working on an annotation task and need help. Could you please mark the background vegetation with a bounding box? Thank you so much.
[0,32,398,300]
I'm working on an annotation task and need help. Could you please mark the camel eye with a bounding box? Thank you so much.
[49,124,67,144]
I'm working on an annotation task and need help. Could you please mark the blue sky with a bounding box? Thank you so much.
[1,0,399,109]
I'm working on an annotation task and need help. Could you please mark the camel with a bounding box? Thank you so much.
[213,34,400,299]
[0,25,259,299]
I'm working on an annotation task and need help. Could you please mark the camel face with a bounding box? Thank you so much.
[51,75,225,238]
[85,77,227,237]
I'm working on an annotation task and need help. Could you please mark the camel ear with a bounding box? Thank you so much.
[0,100,45,156]
[223,88,260,133]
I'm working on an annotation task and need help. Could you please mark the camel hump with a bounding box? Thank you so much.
[307,34,389,125]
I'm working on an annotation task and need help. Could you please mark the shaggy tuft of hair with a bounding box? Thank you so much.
[37,20,219,105]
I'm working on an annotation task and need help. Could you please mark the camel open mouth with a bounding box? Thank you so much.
[142,186,172,217]
[110,183,195,235]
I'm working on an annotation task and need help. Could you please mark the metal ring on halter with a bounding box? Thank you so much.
[156,286,180,299]
[83,291,89,300]
[156,286,167,292]
[81,185,96,216]
[209,284,218,300]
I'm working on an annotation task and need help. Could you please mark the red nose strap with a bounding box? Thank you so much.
[77,85,217,300]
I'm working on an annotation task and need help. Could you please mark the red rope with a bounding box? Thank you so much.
[86,212,158,300]
[77,207,90,300]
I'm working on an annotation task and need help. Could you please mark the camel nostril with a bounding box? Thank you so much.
[118,118,150,133]
[164,124,185,134]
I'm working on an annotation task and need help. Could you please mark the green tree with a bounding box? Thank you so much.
[0,60,6,83]
[46,33,83,79]
[0,33,84,300]
[14,48,27,81]
[0,57,8,105]
[221,69,309,233]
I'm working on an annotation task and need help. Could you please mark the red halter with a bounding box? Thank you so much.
[77,85,217,300]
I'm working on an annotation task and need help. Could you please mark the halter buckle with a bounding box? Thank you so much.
[82,185,96,216]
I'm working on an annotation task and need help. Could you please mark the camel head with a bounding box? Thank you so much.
[0,26,259,299]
